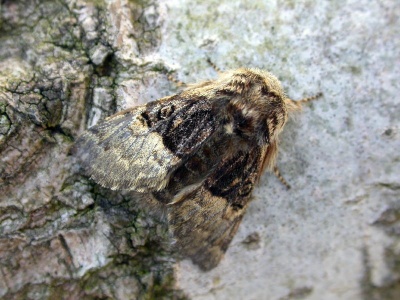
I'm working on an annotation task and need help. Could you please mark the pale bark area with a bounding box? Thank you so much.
[0,1,184,299]
[156,1,400,299]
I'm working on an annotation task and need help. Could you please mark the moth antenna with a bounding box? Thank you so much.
[167,74,186,87]
[285,92,322,112]
[206,58,223,74]
[296,92,323,104]
[273,166,291,189]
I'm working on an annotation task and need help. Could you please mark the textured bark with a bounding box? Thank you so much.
[1,0,400,300]
[0,1,184,299]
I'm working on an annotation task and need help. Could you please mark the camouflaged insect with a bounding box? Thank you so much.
[76,68,320,271]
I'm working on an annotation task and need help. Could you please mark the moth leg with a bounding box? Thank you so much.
[206,58,223,74]
[273,166,291,189]
[167,73,186,87]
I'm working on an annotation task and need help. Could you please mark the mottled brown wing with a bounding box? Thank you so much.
[168,146,266,271]
[75,95,220,192]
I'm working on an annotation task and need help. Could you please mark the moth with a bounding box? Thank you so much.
[75,68,320,271]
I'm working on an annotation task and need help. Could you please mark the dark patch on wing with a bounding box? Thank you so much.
[206,147,262,210]
[140,111,152,127]
[153,129,229,203]
[168,146,264,270]
[156,99,219,158]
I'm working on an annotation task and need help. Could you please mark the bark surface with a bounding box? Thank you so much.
[0,1,184,299]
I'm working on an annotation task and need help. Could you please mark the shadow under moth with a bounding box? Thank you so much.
[75,68,320,271]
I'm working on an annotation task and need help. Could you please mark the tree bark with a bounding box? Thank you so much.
[2,0,400,300]
[0,0,184,299]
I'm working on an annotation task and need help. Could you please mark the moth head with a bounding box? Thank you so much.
[219,69,289,146]
[208,69,287,146]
